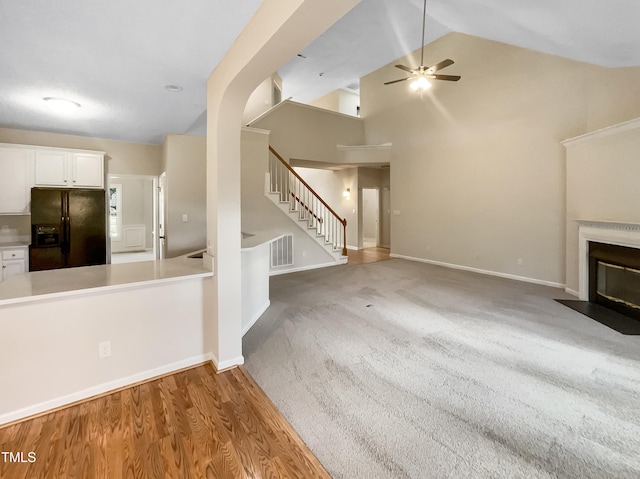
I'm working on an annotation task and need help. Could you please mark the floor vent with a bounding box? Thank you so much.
[271,235,294,268]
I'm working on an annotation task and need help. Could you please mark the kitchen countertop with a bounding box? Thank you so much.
[0,256,213,307]
[241,231,284,250]
[0,242,29,248]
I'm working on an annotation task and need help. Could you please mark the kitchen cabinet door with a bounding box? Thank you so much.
[2,259,26,281]
[0,147,32,214]
[34,149,104,189]
[0,247,28,282]
[34,149,69,186]
[72,153,104,188]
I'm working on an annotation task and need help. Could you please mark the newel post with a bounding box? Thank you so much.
[342,219,348,256]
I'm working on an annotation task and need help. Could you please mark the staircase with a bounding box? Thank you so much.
[265,146,348,264]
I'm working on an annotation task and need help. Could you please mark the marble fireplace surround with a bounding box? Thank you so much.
[577,220,640,300]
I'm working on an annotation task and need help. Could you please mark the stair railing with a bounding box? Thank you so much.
[268,146,347,256]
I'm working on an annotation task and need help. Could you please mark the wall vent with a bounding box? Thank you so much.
[271,235,294,268]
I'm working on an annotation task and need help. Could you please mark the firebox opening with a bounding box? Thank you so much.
[589,242,640,321]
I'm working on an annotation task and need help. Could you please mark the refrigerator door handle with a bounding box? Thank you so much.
[64,216,71,255]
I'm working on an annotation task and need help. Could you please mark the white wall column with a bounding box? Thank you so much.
[205,0,361,370]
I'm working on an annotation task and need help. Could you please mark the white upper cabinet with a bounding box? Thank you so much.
[71,152,104,188]
[34,149,68,186]
[33,148,104,189]
[0,146,32,214]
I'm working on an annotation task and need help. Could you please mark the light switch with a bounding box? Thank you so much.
[182,214,188,222]
[393,210,401,216]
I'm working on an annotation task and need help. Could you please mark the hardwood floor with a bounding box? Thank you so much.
[347,246,390,265]
[0,364,330,479]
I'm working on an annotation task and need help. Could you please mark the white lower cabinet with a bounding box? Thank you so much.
[0,246,28,282]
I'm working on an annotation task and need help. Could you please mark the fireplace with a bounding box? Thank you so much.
[589,242,640,320]
[564,221,640,333]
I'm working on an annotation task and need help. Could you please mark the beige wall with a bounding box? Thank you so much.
[293,166,359,249]
[243,73,283,125]
[309,89,359,117]
[241,128,336,267]
[309,90,341,112]
[564,118,640,292]
[0,127,161,176]
[360,32,640,285]
[162,134,207,257]
[249,100,365,163]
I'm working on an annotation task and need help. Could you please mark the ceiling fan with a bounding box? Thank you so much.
[384,0,460,91]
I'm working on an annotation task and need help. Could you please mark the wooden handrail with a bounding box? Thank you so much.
[269,145,348,256]
[269,146,347,228]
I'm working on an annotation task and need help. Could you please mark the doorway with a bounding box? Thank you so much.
[108,174,158,264]
[158,172,166,260]
[362,188,379,248]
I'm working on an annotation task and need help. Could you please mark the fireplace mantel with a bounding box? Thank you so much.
[576,220,640,300]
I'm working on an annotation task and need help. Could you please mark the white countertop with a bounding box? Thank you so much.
[0,242,29,248]
[0,256,213,307]
[241,231,285,250]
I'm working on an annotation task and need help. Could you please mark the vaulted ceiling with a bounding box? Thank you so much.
[1,0,639,145]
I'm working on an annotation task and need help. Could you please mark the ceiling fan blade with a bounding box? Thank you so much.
[429,74,461,81]
[384,77,411,85]
[426,59,454,73]
[394,64,415,74]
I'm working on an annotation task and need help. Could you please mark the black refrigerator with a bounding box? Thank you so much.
[29,188,107,271]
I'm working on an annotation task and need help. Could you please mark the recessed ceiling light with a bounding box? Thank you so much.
[43,97,81,114]
[165,84,183,92]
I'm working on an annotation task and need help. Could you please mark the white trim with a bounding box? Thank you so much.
[346,244,361,251]
[561,116,640,147]
[248,99,363,126]
[0,353,213,426]
[242,300,270,336]
[0,141,105,156]
[390,254,565,289]
[269,260,344,276]
[336,143,392,151]
[212,355,245,372]
[564,288,579,297]
[577,220,640,300]
[241,126,271,136]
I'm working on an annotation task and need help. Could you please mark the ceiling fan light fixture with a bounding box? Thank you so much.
[43,97,81,114]
[410,76,432,91]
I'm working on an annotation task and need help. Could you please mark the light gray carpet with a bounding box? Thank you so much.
[243,259,640,479]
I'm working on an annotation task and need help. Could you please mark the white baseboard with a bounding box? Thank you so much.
[0,353,213,426]
[270,260,343,276]
[564,288,579,297]
[212,355,245,372]
[346,245,360,251]
[390,254,565,289]
[242,300,270,336]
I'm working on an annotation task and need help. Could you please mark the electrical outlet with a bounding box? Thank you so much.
[302,250,307,257]
[517,258,523,266]
[426,245,431,252]
[98,340,111,359]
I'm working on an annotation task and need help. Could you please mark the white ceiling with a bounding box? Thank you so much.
[1,0,639,145]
